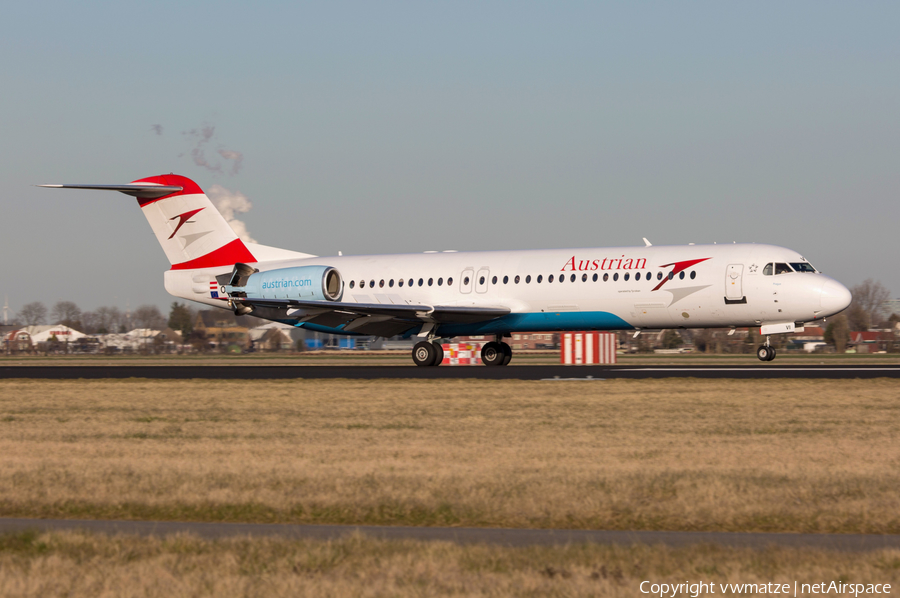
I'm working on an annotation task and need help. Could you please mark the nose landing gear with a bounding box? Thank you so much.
[756,336,777,362]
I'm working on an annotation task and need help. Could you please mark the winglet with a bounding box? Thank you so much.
[643,237,652,247]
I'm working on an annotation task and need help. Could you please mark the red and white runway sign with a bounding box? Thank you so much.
[441,343,483,365]
[561,332,617,364]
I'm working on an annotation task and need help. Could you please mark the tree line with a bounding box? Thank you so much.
[12,301,198,339]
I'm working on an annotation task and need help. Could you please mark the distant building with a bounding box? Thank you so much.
[22,325,87,344]
[194,311,251,350]
[3,328,32,352]
[248,322,295,352]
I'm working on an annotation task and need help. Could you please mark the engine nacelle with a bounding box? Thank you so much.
[229,265,343,302]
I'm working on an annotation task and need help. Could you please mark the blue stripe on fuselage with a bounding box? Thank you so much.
[435,311,635,337]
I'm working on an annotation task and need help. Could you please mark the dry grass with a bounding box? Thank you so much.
[0,379,899,533]
[1,530,898,597]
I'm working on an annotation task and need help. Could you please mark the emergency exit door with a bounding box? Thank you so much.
[725,264,744,300]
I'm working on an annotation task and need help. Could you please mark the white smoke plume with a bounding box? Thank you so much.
[185,125,219,172]
[151,124,163,135]
[207,184,256,243]
[218,149,244,174]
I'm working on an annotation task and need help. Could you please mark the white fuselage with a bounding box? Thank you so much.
[165,242,850,337]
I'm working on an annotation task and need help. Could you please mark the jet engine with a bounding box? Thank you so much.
[219,264,343,314]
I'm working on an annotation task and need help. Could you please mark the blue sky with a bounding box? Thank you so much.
[2,1,898,317]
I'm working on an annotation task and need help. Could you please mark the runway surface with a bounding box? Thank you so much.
[1,364,898,379]
[1,518,897,551]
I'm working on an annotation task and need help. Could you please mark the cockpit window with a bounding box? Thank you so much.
[790,262,816,273]
[763,263,773,276]
[774,263,793,275]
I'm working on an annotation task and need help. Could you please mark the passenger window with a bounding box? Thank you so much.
[657,272,662,280]
[570,274,576,282]
[679,271,685,280]
[463,277,470,285]
[525,275,531,283]
[379,280,385,288]
[668,272,674,280]
[399,279,404,287]
[369,280,375,288]
[428,278,434,286]
[690,271,696,280]
[624,273,630,281]
[437,278,443,286]
[537,275,543,283]
[349,280,355,289]
[635,272,641,281]
[592,273,598,282]
[775,263,793,275]
[549,274,554,283]
[515,275,520,284]
[492,276,497,284]
[478,276,485,285]
[418,278,424,286]
[603,273,609,282]
[447,277,453,285]
[503,275,508,284]
[582,273,587,282]
[559,275,564,283]
[360,280,365,288]
[763,263,773,276]
[389,279,394,287]
[613,273,619,281]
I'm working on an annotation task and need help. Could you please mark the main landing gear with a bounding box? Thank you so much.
[410,335,513,366]
[757,336,777,362]
[481,336,513,367]
[412,341,444,367]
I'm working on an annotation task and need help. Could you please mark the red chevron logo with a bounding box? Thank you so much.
[168,208,205,240]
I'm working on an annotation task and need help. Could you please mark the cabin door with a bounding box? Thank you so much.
[725,264,744,300]
[460,269,474,294]
[475,268,490,293]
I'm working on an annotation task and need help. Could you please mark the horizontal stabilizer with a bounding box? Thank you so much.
[37,183,183,200]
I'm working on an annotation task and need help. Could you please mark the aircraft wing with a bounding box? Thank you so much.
[235,298,510,337]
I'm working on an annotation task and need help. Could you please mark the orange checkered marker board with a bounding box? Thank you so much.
[561,332,617,364]
[441,343,483,365]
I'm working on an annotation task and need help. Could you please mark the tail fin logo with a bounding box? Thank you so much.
[168,208,205,240]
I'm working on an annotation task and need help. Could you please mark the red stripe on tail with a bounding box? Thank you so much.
[170,239,256,270]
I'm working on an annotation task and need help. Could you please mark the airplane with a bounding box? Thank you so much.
[40,174,852,365]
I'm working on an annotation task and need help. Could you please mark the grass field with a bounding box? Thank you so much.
[1,530,898,597]
[1,378,898,533]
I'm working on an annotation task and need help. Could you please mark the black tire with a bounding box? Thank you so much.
[412,341,437,367]
[766,346,777,361]
[500,342,513,366]
[431,341,444,366]
[481,341,505,366]
[756,345,770,362]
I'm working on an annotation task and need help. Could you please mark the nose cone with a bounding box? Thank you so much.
[820,278,852,316]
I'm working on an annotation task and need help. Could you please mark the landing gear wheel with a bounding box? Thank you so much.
[481,341,505,366]
[766,346,777,361]
[431,341,444,366]
[412,341,437,367]
[500,342,513,366]
[757,345,773,362]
